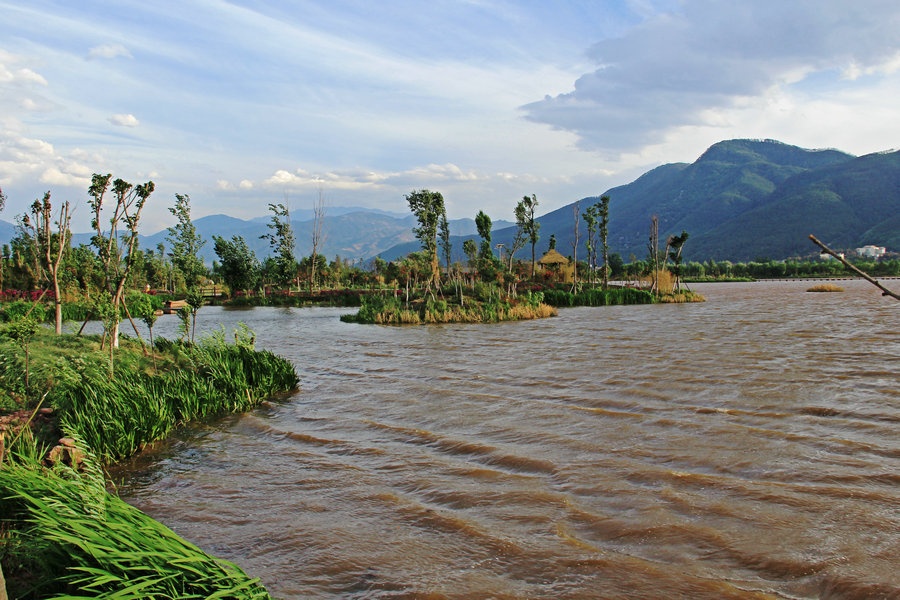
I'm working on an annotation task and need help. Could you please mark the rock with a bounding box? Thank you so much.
[59,437,77,448]
[46,443,85,470]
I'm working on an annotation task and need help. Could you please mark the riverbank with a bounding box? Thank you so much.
[0,328,298,599]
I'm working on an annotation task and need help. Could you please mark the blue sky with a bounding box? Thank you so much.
[2,0,899,233]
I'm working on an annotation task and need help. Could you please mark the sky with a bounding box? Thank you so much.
[2,0,899,233]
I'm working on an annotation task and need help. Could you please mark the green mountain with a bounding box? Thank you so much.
[481,139,897,263]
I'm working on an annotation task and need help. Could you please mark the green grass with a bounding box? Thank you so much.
[1,438,271,599]
[0,327,299,598]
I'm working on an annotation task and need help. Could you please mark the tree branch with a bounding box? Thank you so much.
[809,235,899,301]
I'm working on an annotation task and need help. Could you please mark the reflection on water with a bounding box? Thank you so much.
[112,281,899,599]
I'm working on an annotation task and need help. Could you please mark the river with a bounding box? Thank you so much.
[110,280,899,599]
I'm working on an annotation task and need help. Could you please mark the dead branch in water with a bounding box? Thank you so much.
[809,234,899,301]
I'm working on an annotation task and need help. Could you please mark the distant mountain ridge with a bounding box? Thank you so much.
[1,139,897,264]
[399,139,896,263]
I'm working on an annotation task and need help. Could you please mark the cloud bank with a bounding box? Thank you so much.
[523,0,900,154]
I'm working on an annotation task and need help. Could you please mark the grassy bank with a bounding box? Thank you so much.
[0,327,299,599]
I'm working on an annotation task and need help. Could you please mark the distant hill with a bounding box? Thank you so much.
[3,140,897,264]
[395,139,895,264]
[0,209,512,266]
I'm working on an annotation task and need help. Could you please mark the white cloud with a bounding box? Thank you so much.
[523,0,900,155]
[108,113,139,127]
[87,43,133,60]
[238,179,253,190]
[40,165,91,188]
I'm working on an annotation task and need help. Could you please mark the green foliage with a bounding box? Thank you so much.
[344,289,556,325]
[541,287,655,307]
[260,203,296,288]
[166,193,207,290]
[405,189,445,289]
[0,329,298,463]
[213,234,260,293]
[0,444,272,599]
[0,300,46,323]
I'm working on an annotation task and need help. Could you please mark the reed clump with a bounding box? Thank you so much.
[343,291,557,325]
[0,434,272,599]
[806,283,845,292]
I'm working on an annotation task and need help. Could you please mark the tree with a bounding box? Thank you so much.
[647,215,660,297]
[507,204,528,274]
[88,173,155,348]
[475,211,492,261]
[439,211,452,275]
[166,193,206,291]
[598,195,611,290]
[582,203,600,286]
[213,235,260,294]
[463,238,478,284]
[515,194,540,278]
[260,202,296,289]
[666,230,689,291]
[28,192,72,334]
[310,189,326,291]
[2,316,40,394]
[405,189,445,294]
[570,201,581,291]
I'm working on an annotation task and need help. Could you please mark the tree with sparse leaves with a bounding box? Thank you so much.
[88,173,155,349]
[24,191,72,334]
[515,194,540,278]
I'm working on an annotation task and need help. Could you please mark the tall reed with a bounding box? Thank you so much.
[0,438,271,599]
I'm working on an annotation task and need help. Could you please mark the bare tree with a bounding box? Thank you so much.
[648,215,660,297]
[310,188,327,291]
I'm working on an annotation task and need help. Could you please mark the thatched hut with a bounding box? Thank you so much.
[537,249,572,280]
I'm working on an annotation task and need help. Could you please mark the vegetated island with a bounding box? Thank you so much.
[339,191,702,324]
[0,324,298,600]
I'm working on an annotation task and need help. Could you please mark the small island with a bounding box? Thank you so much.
[341,191,702,325]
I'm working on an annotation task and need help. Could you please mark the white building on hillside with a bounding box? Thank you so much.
[856,245,886,258]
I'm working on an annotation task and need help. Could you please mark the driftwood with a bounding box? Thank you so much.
[809,235,899,301]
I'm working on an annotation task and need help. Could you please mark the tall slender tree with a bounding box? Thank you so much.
[598,195,611,290]
[166,193,206,291]
[515,194,540,278]
[582,203,600,286]
[310,188,327,291]
[570,201,581,291]
[26,192,71,334]
[261,201,297,289]
[666,230,689,292]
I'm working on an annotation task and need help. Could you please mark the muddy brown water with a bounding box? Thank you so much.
[110,280,899,599]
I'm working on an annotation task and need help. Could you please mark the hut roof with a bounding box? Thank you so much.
[538,249,569,265]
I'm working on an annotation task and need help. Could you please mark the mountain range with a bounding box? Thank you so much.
[1,139,897,264]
